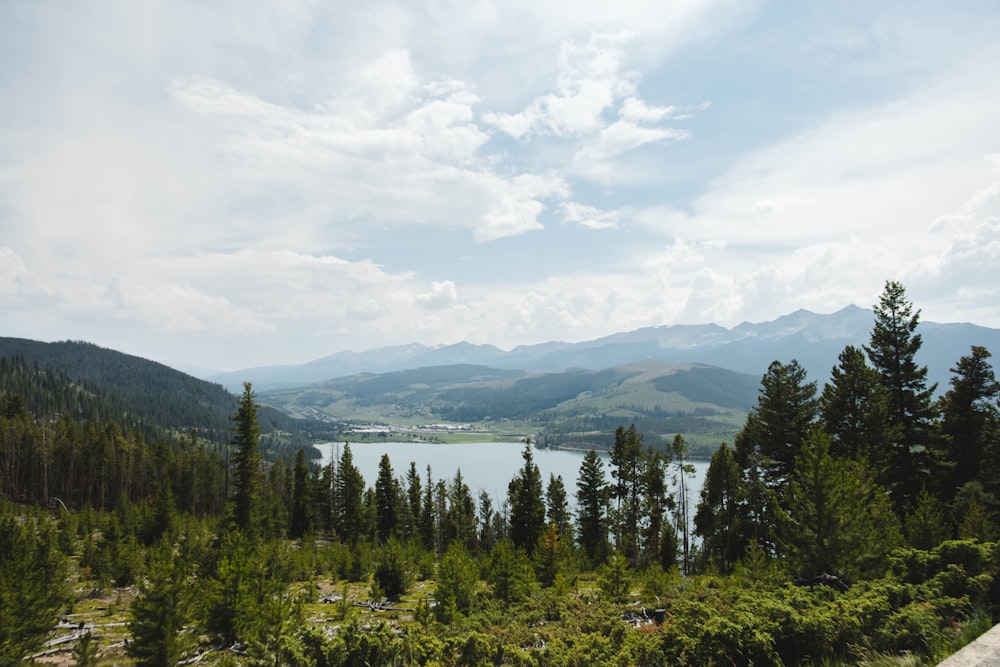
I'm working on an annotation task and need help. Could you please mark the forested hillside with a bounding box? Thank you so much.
[2,281,1000,666]
[0,337,337,451]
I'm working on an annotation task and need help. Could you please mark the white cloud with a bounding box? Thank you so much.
[619,98,709,123]
[641,57,1000,255]
[561,203,621,230]
[168,55,568,244]
[482,31,706,186]
[570,121,691,183]
[417,280,459,309]
[483,32,636,139]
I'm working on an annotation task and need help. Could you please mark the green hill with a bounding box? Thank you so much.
[259,360,759,456]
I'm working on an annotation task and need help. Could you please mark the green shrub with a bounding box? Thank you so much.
[874,601,947,658]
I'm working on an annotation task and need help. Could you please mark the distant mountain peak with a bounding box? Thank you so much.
[207,306,1000,392]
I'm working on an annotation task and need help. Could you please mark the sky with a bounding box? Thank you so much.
[2,1,1000,372]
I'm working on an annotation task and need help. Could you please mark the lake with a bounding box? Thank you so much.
[314,441,709,511]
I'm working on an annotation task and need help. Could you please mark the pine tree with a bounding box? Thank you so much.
[335,443,366,545]
[405,461,422,539]
[434,542,478,623]
[127,538,191,666]
[545,473,572,539]
[609,424,644,567]
[598,552,632,603]
[289,448,312,539]
[312,461,334,535]
[737,360,818,490]
[446,469,477,553]
[576,449,608,565]
[935,346,999,500]
[478,490,498,551]
[371,536,412,600]
[374,453,400,543]
[533,522,574,588]
[820,345,891,464]
[419,465,436,553]
[641,448,668,569]
[775,427,900,581]
[694,442,742,573]
[905,485,950,549]
[0,515,68,665]
[231,382,261,534]
[865,280,937,510]
[508,441,545,553]
[669,434,696,574]
[488,540,535,605]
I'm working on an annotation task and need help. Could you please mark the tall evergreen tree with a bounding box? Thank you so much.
[405,461,422,539]
[820,345,891,464]
[419,465,436,552]
[335,443,366,545]
[609,424,644,567]
[865,280,937,509]
[478,490,499,552]
[289,448,312,539]
[694,442,742,574]
[641,447,670,570]
[231,382,261,534]
[576,449,608,565]
[935,346,1000,500]
[312,461,334,535]
[545,473,572,539]
[374,453,400,543]
[508,441,545,553]
[669,434,696,574]
[446,469,477,552]
[736,360,818,490]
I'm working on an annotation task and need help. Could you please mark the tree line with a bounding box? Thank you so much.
[695,281,1000,578]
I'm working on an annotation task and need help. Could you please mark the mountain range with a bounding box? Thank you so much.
[209,305,1000,393]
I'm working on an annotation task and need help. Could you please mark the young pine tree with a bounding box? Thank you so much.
[0,515,68,665]
[127,538,192,666]
[545,473,573,540]
[775,427,900,581]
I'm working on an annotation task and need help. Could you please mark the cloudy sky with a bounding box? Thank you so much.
[2,1,999,372]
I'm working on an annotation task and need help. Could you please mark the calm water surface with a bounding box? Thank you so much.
[315,441,708,508]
